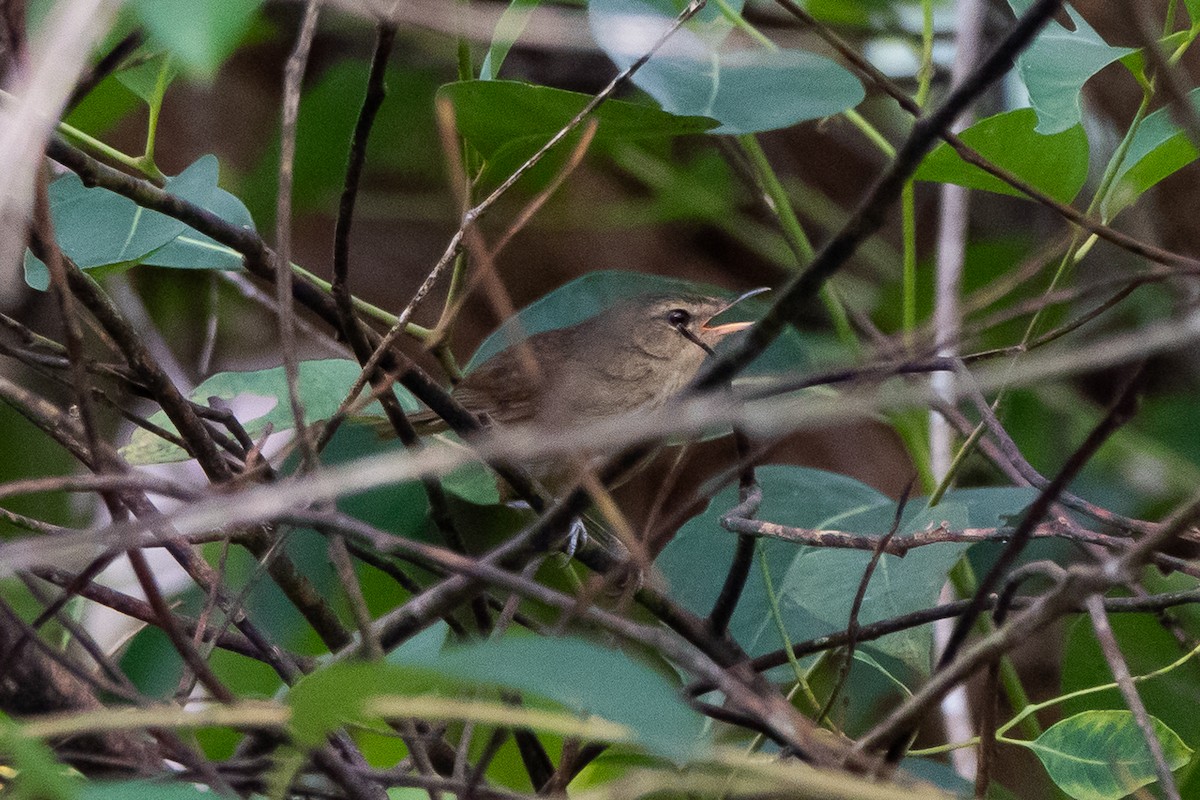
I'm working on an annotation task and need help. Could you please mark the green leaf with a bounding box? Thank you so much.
[914,109,1089,203]
[589,0,863,133]
[465,270,815,381]
[1025,710,1191,800]
[120,359,419,464]
[658,471,1033,673]
[625,50,864,135]
[0,714,78,800]
[480,0,542,80]
[1102,88,1200,220]
[1061,608,1200,747]
[288,636,707,760]
[25,154,251,289]
[114,52,178,105]
[442,460,502,505]
[129,0,264,80]
[1188,0,1200,26]
[438,80,717,186]
[80,781,217,800]
[140,181,255,270]
[1007,0,1134,134]
[243,61,445,221]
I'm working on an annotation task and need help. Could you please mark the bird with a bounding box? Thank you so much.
[411,288,768,436]
[410,288,768,554]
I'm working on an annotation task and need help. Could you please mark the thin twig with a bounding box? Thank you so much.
[1084,594,1181,800]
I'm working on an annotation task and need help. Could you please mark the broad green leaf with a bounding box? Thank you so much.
[659,471,1033,673]
[140,182,255,270]
[25,155,251,289]
[1025,710,1191,800]
[438,80,717,186]
[1189,0,1200,26]
[914,109,1089,203]
[589,0,862,133]
[121,359,419,464]
[288,636,707,760]
[777,500,970,671]
[624,50,864,134]
[80,781,217,799]
[1007,0,1134,134]
[129,0,265,80]
[1102,88,1200,220]
[442,460,502,505]
[480,0,542,80]
[465,270,815,380]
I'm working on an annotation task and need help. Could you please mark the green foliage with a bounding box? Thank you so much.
[1007,0,1134,134]
[440,80,717,188]
[658,466,1036,674]
[1024,710,1191,800]
[128,0,265,80]
[914,109,1089,203]
[79,783,216,799]
[288,636,707,760]
[0,713,78,800]
[121,359,419,464]
[26,155,252,289]
[242,59,445,221]
[1103,88,1200,220]
[589,0,864,133]
[479,0,542,80]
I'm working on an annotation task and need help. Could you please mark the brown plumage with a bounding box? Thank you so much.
[411,291,762,435]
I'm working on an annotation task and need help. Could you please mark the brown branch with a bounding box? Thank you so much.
[1084,594,1181,800]
[772,0,1200,273]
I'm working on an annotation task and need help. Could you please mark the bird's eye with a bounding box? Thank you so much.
[666,308,691,326]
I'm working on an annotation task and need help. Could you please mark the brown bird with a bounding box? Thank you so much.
[412,289,768,436]
[410,289,767,554]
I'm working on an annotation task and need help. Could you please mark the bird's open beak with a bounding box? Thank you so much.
[701,287,771,335]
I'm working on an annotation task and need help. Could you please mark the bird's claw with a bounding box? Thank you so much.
[563,517,588,559]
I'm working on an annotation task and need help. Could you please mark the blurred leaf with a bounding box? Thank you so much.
[1007,0,1134,134]
[121,359,419,464]
[466,270,814,380]
[659,469,1033,673]
[289,636,707,759]
[914,109,1089,203]
[1102,88,1200,220]
[0,714,78,800]
[243,61,444,220]
[129,0,264,80]
[26,155,250,289]
[589,0,862,133]
[442,460,502,505]
[480,0,541,80]
[1062,612,1200,746]
[1116,29,1190,86]
[80,781,217,799]
[439,80,717,187]
[63,72,140,137]
[1188,0,1200,26]
[1025,710,1191,800]
[114,52,177,104]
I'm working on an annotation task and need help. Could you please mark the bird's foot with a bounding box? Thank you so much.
[563,516,588,558]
